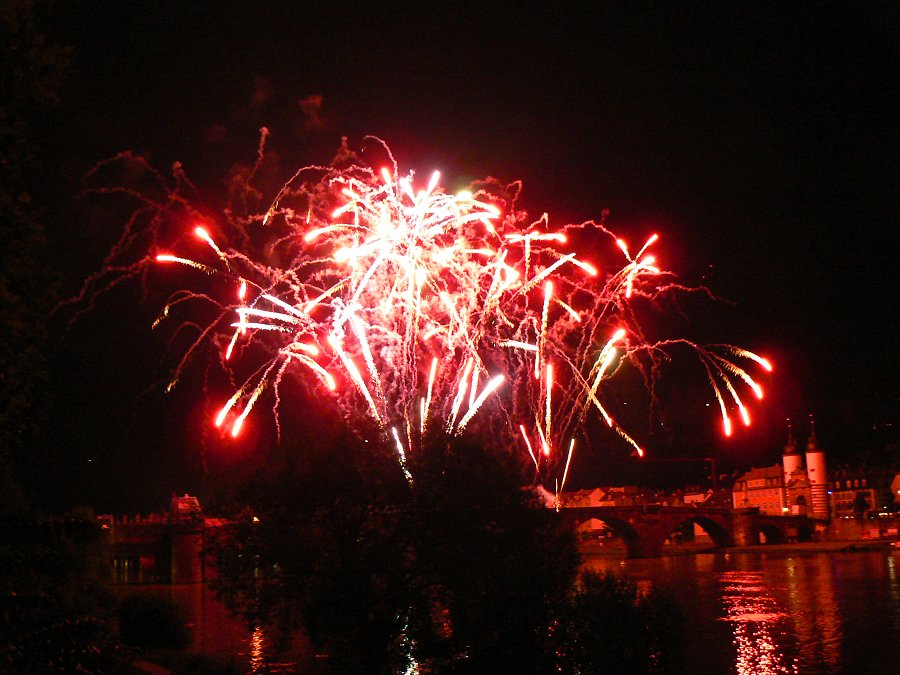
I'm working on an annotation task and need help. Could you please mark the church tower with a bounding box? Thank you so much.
[804,415,829,519]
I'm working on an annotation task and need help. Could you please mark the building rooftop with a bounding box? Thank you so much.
[736,464,783,482]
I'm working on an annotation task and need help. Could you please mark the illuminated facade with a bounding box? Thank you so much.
[830,472,876,518]
[732,421,825,517]
[732,464,799,515]
[831,469,900,518]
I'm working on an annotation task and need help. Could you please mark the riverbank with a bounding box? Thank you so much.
[727,539,899,554]
[580,539,900,557]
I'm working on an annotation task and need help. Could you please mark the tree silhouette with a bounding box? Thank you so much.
[208,430,411,672]
[207,430,684,673]
[852,491,871,520]
[208,431,584,672]
[403,433,580,673]
[0,0,69,508]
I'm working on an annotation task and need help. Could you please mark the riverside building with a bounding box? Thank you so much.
[732,418,829,519]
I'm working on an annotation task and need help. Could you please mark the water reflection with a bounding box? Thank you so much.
[117,584,312,673]
[582,550,900,673]
[782,556,841,672]
[121,551,899,673]
[249,625,265,674]
[720,570,796,674]
[889,555,900,634]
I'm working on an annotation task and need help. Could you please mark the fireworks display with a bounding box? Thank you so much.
[87,138,772,491]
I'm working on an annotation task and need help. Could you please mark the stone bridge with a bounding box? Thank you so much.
[106,519,205,583]
[561,505,813,558]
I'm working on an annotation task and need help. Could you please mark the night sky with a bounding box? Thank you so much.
[26,2,899,511]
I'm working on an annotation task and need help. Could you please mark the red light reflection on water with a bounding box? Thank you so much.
[781,555,841,672]
[250,625,265,674]
[720,571,797,675]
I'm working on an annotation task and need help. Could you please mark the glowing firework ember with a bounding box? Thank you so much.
[81,137,772,490]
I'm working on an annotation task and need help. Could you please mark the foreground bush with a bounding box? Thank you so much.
[118,595,190,651]
[557,571,685,674]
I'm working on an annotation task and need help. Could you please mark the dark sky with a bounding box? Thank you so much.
[30,2,899,510]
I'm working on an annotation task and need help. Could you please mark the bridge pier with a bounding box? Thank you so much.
[171,526,204,583]
[623,508,668,558]
[625,535,665,559]
[732,508,760,546]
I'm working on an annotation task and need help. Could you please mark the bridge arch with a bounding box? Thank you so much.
[564,505,815,555]
[667,515,733,549]
[758,522,787,544]
[568,513,643,558]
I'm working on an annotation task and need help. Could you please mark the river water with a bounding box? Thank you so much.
[128,549,900,673]
[585,549,900,674]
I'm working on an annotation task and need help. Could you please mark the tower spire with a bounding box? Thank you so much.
[806,413,818,452]
[783,417,797,455]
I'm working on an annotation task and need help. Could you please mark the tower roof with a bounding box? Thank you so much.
[783,418,799,455]
[806,414,821,453]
